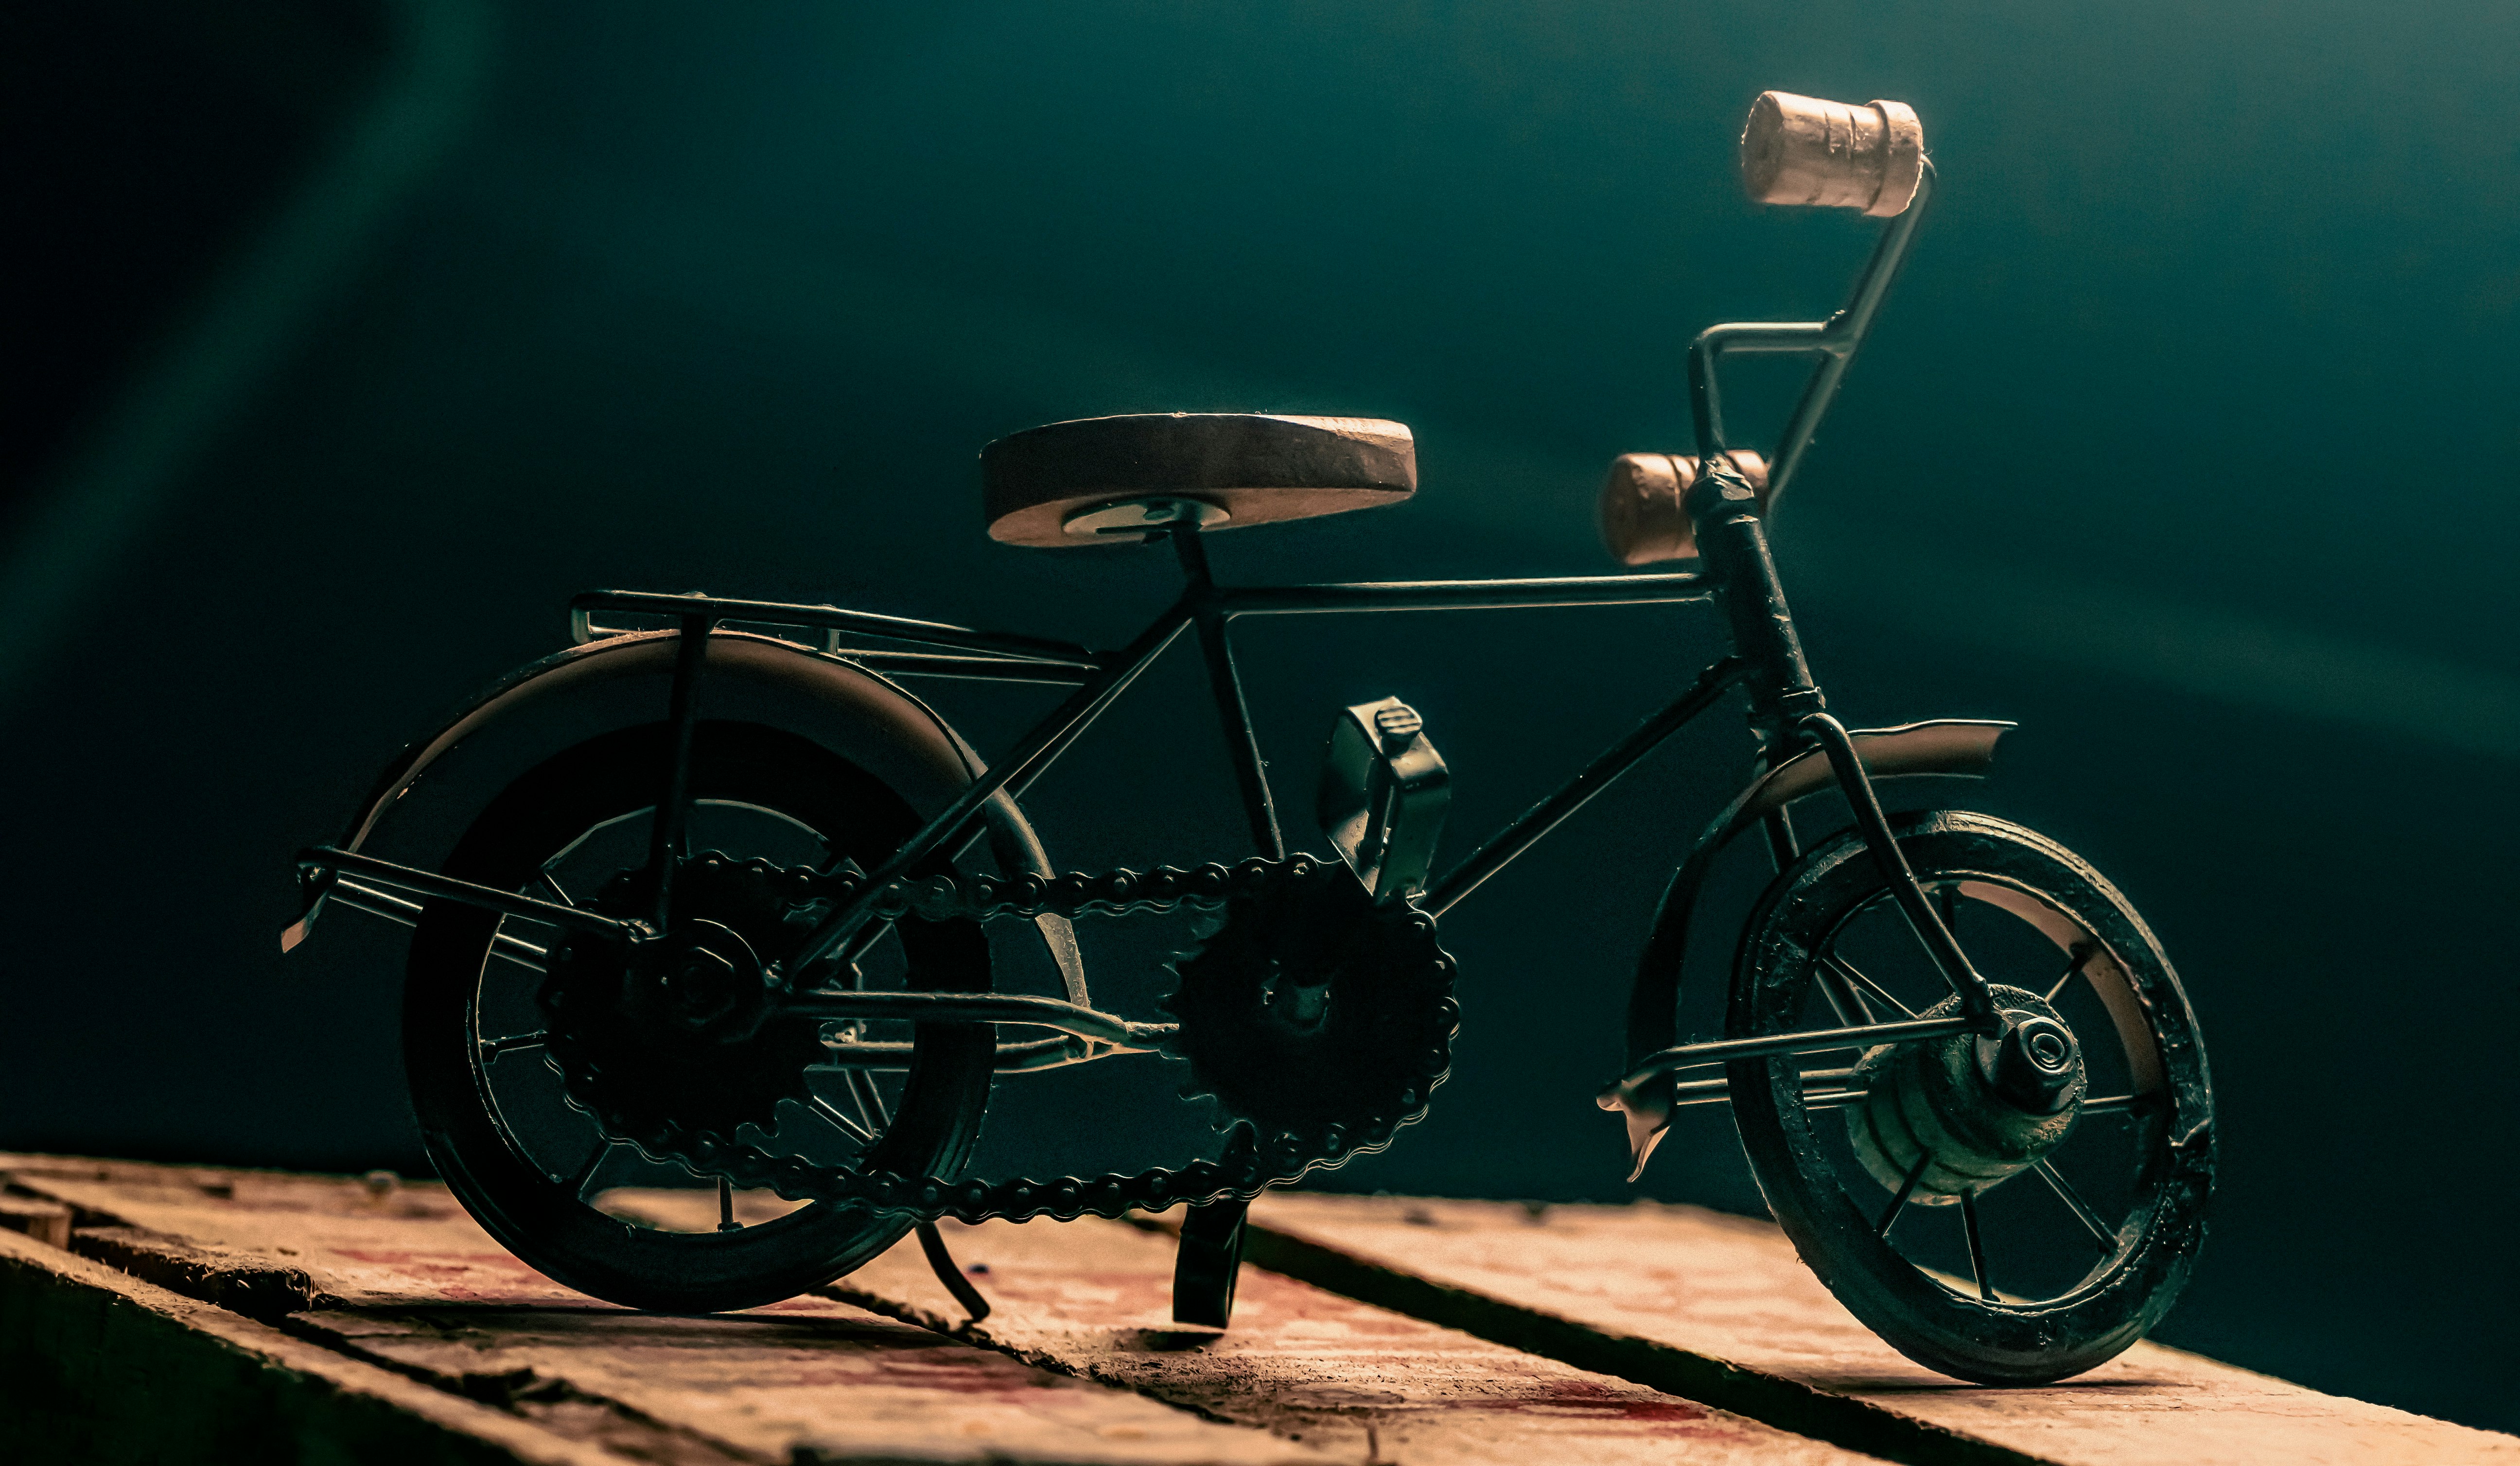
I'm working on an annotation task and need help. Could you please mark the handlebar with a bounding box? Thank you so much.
[1739,92,1925,218]
[1595,93,1931,554]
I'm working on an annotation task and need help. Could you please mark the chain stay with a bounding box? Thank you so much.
[575,854,1453,1225]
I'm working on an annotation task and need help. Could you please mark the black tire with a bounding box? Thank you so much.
[1727,810,2212,1383]
[405,719,994,1313]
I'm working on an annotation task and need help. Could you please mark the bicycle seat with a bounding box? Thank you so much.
[981,413,1416,547]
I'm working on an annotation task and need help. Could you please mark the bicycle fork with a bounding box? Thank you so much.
[1686,458,1999,1031]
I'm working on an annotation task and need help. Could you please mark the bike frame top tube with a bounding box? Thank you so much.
[770,559,1720,977]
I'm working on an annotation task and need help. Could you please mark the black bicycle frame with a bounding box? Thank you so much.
[299,157,1997,1062]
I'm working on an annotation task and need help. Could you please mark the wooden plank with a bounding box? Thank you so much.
[0,1226,613,1466]
[0,1155,1330,1466]
[789,1200,1888,1466]
[0,1193,72,1247]
[1242,1194,2520,1466]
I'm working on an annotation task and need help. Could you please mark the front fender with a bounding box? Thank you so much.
[1617,718,2013,1162]
[296,629,1065,959]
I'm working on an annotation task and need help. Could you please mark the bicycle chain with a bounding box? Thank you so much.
[566,854,1457,1225]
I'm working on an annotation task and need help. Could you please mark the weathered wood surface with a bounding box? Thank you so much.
[9,1154,2507,1466]
[0,1226,613,1465]
[1244,1193,2520,1466]
[825,1208,1881,1466]
[1,1155,1323,1465]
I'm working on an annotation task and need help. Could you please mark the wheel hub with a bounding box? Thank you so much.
[540,853,829,1144]
[1844,983,2086,1204]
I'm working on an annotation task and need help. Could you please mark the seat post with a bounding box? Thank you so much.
[1168,519,1214,588]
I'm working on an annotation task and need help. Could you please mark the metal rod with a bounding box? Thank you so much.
[2033,1160,2116,1255]
[2044,948,2090,1004]
[780,603,1198,974]
[301,848,644,942]
[821,1034,1144,1074]
[647,615,712,930]
[1609,1012,1970,1100]
[476,1030,548,1062]
[1658,1068,1868,1111]
[1690,321,1829,456]
[1812,962,1855,1026]
[2078,1094,2138,1114]
[917,1222,994,1324]
[787,989,1175,1047]
[330,880,551,969]
[1824,953,1915,1020]
[823,650,1093,686]
[1960,1187,1996,1302]
[1878,1149,1932,1237]
[1215,573,1708,617]
[1800,712,1995,1026]
[845,1067,890,1131]
[574,590,1099,667]
[805,1091,877,1146]
[1764,165,1934,510]
[1427,657,1745,916]
[717,1176,738,1233]
[566,1139,615,1200]
[1178,528,1283,858]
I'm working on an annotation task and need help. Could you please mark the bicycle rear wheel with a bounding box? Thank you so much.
[1727,809,2212,1383]
[405,719,995,1313]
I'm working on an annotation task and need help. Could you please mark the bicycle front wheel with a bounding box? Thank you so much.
[1727,809,2212,1383]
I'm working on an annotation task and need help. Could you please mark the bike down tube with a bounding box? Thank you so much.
[779,599,1200,976]
[1691,161,1934,510]
[1425,656,1747,917]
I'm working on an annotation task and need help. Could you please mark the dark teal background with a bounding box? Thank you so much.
[9,0,2516,1431]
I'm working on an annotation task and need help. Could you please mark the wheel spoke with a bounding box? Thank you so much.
[534,868,575,907]
[717,1176,739,1233]
[846,1066,892,1130]
[1959,1189,1996,1301]
[2043,946,2090,1004]
[2033,1160,2115,1255]
[477,1030,547,1063]
[1812,963,1855,1025]
[804,1092,877,1147]
[490,934,548,974]
[2079,1093,2137,1114]
[1824,954,1915,1020]
[565,1138,617,1200]
[1878,1149,1933,1237]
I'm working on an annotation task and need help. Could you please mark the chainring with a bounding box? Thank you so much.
[1163,861,1459,1153]
[540,853,832,1145]
[556,855,1458,1224]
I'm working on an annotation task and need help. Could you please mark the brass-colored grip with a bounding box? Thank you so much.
[1596,451,1769,566]
[1739,92,1924,217]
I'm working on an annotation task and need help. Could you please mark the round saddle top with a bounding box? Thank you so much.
[981,413,1416,548]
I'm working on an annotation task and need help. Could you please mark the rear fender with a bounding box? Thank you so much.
[295,630,1076,984]
[1616,719,2012,1169]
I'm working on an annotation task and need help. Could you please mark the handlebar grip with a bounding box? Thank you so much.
[1739,92,1924,217]
[1598,451,1769,566]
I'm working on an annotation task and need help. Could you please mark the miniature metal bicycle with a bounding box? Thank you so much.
[287,92,2209,1384]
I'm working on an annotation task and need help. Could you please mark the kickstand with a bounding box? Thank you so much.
[915,1222,991,1326]
[1171,1197,1249,1327]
